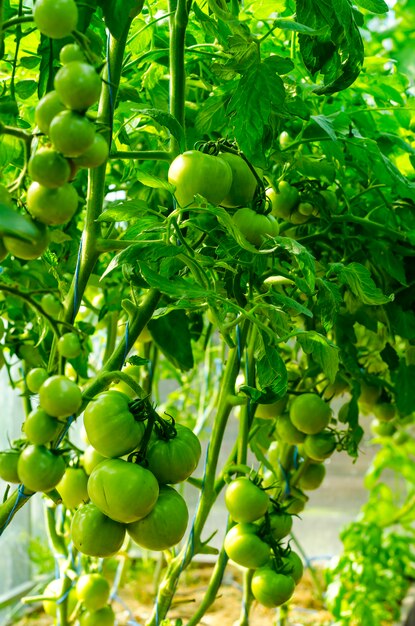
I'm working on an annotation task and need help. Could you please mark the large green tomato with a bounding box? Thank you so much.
[3,220,49,260]
[275,414,306,445]
[303,431,336,461]
[251,568,295,607]
[28,148,70,188]
[127,485,189,551]
[54,62,102,111]
[50,111,95,157]
[71,503,126,557]
[39,375,82,418]
[298,462,326,490]
[42,578,78,618]
[0,450,21,483]
[224,523,270,569]
[23,407,60,445]
[33,0,78,39]
[27,182,78,226]
[79,606,115,626]
[87,458,159,523]
[57,467,89,508]
[224,477,269,523]
[232,207,279,247]
[76,574,110,611]
[35,91,66,135]
[219,152,261,208]
[73,133,109,169]
[267,182,299,220]
[255,397,287,420]
[83,391,145,457]
[17,444,65,492]
[168,150,232,207]
[145,423,201,484]
[289,393,332,434]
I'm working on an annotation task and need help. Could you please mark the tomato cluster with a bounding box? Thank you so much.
[267,180,337,225]
[223,475,303,608]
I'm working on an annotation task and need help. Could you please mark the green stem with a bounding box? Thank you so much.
[237,568,254,626]
[0,14,32,31]
[110,150,173,161]
[169,0,190,150]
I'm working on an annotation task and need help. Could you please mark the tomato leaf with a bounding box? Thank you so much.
[97,199,150,222]
[353,0,388,13]
[255,333,288,400]
[315,278,342,332]
[328,262,393,305]
[297,330,340,383]
[148,310,194,372]
[393,360,415,416]
[98,0,144,39]
[139,108,186,153]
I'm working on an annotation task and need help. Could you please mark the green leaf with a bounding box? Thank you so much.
[394,360,415,416]
[310,114,337,141]
[297,330,339,383]
[354,0,388,13]
[139,108,185,153]
[256,332,288,399]
[135,169,175,192]
[148,310,194,371]
[0,205,39,241]
[98,0,144,39]
[272,17,330,35]
[388,304,415,340]
[139,262,209,301]
[315,278,342,332]
[14,80,38,99]
[97,199,150,222]
[227,61,286,165]
[328,262,393,305]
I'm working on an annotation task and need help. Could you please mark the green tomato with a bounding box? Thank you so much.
[297,201,314,217]
[71,503,126,557]
[57,332,82,359]
[73,133,109,168]
[233,207,279,247]
[251,568,295,607]
[225,477,269,523]
[268,512,293,541]
[224,523,271,569]
[57,467,89,509]
[54,61,102,111]
[76,573,110,611]
[35,91,66,135]
[219,152,261,208]
[370,418,396,437]
[373,402,396,422]
[275,414,306,445]
[38,375,82,418]
[289,393,332,435]
[82,445,106,475]
[33,0,78,39]
[17,444,65,492]
[83,391,145,457]
[50,111,96,157]
[168,150,233,207]
[145,423,201,484]
[59,43,85,64]
[284,487,308,514]
[88,458,159,523]
[297,462,326,490]
[0,450,21,483]
[303,431,336,461]
[23,407,60,445]
[42,578,78,618]
[26,367,49,393]
[3,220,49,260]
[319,189,338,212]
[267,182,299,220]
[79,606,115,626]
[110,365,142,399]
[282,550,304,584]
[255,396,288,420]
[28,148,70,189]
[127,485,189,551]
[41,293,62,317]
[27,181,78,226]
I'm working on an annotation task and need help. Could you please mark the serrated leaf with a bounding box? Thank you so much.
[316,278,342,332]
[354,0,388,13]
[310,115,337,141]
[148,310,194,371]
[297,330,339,383]
[98,199,149,222]
[139,108,185,152]
[256,331,288,399]
[139,262,209,300]
[135,168,174,191]
[329,262,393,306]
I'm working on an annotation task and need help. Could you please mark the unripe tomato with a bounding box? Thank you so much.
[18,444,65,492]
[303,430,336,461]
[28,148,70,189]
[38,375,82,418]
[268,512,293,541]
[57,332,82,359]
[83,391,145,457]
[57,467,89,508]
[50,111,95,157]
[297,201,314,217]
[224,477,269,523]
[82,445,106,475]
[71,503,126,557]
[110,364,142,399]
[251,568,295,607]
[297,462,326,490]
[3,220,49,260]
[42,578,78,618]
[73,133,109,168]
[275,414,306,445]
[33,0,78,39]
[146,424,201,484]
[41,294,62,317]
[127,485,189,551]
[76,573,110,611]
[289,393,332,434]
[79,606,115,626]
[232,207,279,247]
[224,523,270,569]
[370,418,396,437]
[255,396,287,420]
[23,407,60,444]
[285,487,308,514]
[0,450,21,483]
[373,402,396,422]
[54,62,102,111]
[35,91,66,135]
[282,550,303,584]
[88,458,159,523]
[26,367,49,393]
[267,182,299,220]
[60,43,85,64]
[27,182,78,226]
[219,152,261,208]
[168,150,232,207]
